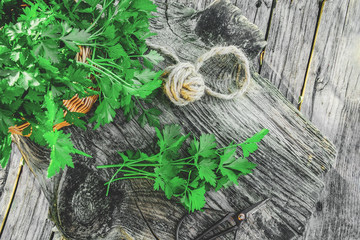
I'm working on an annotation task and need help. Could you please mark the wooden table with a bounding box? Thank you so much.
[0,0,359,239]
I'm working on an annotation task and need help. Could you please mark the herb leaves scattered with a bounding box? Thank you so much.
[98,125,269,212]
[0,0,163,177]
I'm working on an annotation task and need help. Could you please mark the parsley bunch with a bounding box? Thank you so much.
[0,0,164,177]
[99,125,269,212]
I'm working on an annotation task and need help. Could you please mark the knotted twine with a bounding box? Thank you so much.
[154,45,251,106]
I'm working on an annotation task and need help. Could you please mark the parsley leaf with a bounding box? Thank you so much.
[107,44,127,59]
[198,134,217,158]
[240,129,269,157]
[198,159,217,186]
[143,50,164,66]
[226,157,257,174]
[44,130,91,178]
[181,186,206,212]
[218,146,239,184]
[155,124,189,153]
[34,39,59,63]
[134,69,162,84]
[90,98,117,129]
[60,23,91,45]
[164,176,187,199]
[64,111,87,130]
[131,0,157,12]
[138,108,162,128]
[0,134,12,168]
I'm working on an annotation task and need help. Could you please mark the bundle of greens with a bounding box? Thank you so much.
[0,0,164,177]
[99,125,269,212]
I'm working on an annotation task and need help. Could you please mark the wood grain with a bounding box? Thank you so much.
[172,0,272,35]
[301,0,360,239]
[184,1,360,239]
[0,145,54,240]
[258,0,320,106]
[172,0,273,70]
[3,0,357,239]
[8,1,336,239]
[175,0,319,104]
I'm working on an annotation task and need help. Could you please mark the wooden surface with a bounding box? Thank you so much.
[0,145,54,240]
[10,0,336,237]
[176,0,360,239]
[2,1,336,239]
[301,1,360,239]
[0,0,358,239]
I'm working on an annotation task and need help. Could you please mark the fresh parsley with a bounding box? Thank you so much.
[0,0,163,177]
[98,125,269,212]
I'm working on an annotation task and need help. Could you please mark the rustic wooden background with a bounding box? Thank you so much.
[0,0,359,239]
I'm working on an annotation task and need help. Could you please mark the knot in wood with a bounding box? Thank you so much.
[163,62,206,106]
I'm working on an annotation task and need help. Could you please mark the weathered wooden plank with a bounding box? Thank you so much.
[0,144,20,226]
[173,0,272,70]
[0,145,54,240]
[301,0,360,239]
[172,0,271,35]
[233,0,272,37]
[10,1,336,239]
[258,0,320,105]
[173,2,360,239]
[185,1,360,239]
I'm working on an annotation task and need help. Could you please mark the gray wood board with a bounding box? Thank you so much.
[0,145,54,240]
[301,0,360,239]
[172,0,272,39]
[258,0,320,105]
[176,0,360,239]
[173,0,273,71]
[175,0,320,105]
[9,1,336,239]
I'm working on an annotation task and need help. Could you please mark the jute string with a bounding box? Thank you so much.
[149,44,251,106]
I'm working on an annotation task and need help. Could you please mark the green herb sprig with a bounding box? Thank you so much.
[98,125,269,212]
[0,0,163,177]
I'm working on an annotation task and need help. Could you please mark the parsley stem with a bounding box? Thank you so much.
[216,144,242,152]
[72,0,82,13]
[123,173,153,177]
[93,62,121,70]
[34,32,41,41]
[76,43,107,47]
[172,162,195,166]
[123,156,158,165]
[78,59,133,88]
[86,0,115,33]
[172,156,194,163]
[126,166,155,176]
[106,166,124,196]
[127,163,159,167]
[105,176,154,185]
[97,164,124,168]
[135,97,146,111]
[92,43,97,60]
[182,170,192,195]
[113,169,139,174]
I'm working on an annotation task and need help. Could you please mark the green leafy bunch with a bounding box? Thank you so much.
[98,125,269,212]
[0,1,22,24]
[0,0,164,177]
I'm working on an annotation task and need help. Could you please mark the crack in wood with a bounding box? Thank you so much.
[0,157,23,238]
[130,180,160,240]
[298,0,328,111]
[258,0,277,73]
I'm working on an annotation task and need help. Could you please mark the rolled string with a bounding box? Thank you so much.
[149,43,251,106]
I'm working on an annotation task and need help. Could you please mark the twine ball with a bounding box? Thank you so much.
[163,62,206,106]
